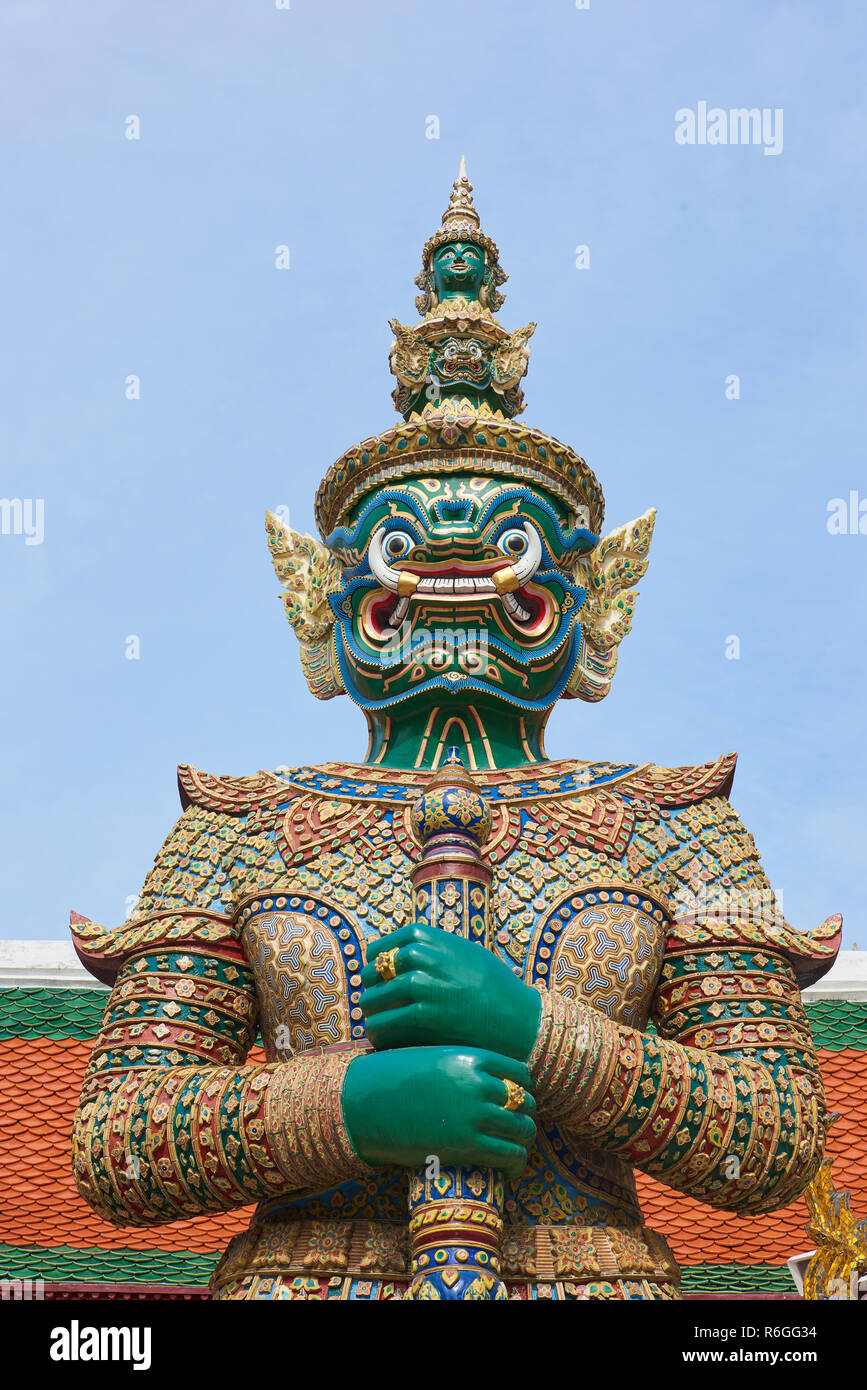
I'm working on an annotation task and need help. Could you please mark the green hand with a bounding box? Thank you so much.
[360,922,542,1061]
[342,1046,536,1181]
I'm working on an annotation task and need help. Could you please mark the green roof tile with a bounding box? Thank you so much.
[801,1000,867,1052]
[0,988,107,1040]
[0,1242,795,1294]
[679,1263,794,1293]
[0,1241,219,1285]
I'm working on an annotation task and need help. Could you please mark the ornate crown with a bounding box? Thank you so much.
[314,412,604,541]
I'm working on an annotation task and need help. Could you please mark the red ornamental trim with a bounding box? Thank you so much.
[663,915,842,990]
[69,914,245,987]
[277,796,383,864]
[619,754,738,808]
[177,764,291,816]
[521,792,635,861]
[412,859,491,885]
[412,1226,503,1254]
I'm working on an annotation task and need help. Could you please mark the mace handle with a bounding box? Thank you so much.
[401,748,508,1301]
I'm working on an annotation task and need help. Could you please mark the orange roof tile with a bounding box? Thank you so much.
[0,1037,257,1254]
[1,1021,864,1271]
[635,1047,867,1266]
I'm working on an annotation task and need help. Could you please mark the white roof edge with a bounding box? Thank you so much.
[0,939,107,991]
[801,952,867,1001]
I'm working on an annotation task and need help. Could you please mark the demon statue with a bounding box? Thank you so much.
[70,160,841,1300]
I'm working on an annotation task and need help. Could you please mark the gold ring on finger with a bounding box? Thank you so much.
[375,948,399,983]
[503,1080,526,1112]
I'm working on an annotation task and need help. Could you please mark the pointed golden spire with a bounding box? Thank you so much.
[441,155,481,234]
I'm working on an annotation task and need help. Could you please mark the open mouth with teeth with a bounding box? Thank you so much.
[364,562,552,640]
[362,522,559,644]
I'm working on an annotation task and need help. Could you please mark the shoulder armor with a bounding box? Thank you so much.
[666,912,843,990]
[619,753,737,807]
[69,908,242,986]
[177,763,295,816]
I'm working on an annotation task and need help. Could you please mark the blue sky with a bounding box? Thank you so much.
[1,1,865,945]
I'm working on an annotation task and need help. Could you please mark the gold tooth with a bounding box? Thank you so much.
[492,566,519,594]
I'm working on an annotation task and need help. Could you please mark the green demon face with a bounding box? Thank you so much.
[431,242,487,301]
[327,473,597,712]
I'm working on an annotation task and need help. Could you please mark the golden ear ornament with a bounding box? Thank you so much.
[566,508,656,704]
[266,510,346,701]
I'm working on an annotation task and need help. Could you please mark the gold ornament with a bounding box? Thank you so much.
[503,1080,527,1113]
[387,317,430,392]
[315,412,604,542]
[803,1159,867,1300]
[566,508,657,703]
[265,510,345,700]
[374,948,399,982]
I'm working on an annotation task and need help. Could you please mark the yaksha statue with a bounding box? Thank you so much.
[71,160,841,1301]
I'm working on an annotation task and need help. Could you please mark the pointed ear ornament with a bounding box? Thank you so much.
[566,508,656,703]
[265,510,346,700]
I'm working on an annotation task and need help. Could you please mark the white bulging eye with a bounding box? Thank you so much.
[443,343,457,359]
[498,527,529,558]
[382,530,414,561]
[468,341,482,359]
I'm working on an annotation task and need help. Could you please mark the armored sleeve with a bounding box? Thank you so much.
[70,802,371,1228]
[528,794,840,1215]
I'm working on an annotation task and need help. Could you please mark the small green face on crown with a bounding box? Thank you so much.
[431,241,487,302]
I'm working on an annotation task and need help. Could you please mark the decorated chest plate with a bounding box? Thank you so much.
[197,757,686,1056]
